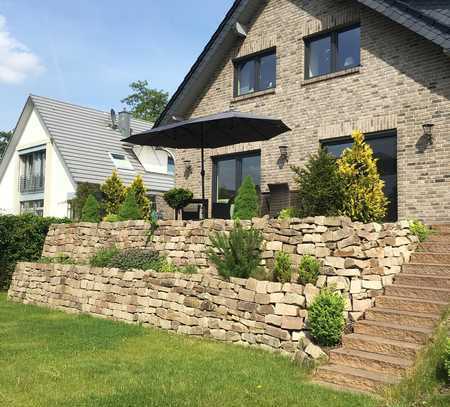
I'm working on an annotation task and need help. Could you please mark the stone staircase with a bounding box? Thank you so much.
[315,224,450,393]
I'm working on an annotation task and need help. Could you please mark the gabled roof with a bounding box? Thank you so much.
[0,95,174,192]
[155,0,450,127]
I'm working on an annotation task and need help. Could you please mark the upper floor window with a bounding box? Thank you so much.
[305,25,360,79]
[19,149,46,194]
[234,49,276,96]
[109,152,133,170]
[20,199,44,216]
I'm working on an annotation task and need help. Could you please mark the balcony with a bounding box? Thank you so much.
[19,175,45,194]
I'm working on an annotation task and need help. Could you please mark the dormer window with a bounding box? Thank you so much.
[109,152,133,170]
[234,49,276,96]
[305,25,360,79]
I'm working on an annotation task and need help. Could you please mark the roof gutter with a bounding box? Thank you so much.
[154,0,244,128]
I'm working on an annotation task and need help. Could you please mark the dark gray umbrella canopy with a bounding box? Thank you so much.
[122,110,291,214]
[123,110,290,148]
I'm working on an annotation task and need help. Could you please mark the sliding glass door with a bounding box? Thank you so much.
[212,152,261,219]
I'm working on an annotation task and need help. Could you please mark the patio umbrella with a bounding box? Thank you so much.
[122,110,291,210]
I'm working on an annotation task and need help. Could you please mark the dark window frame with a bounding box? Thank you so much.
[320,129,398,222]
[304,23,360,80]
[212,150,261,204]
[233,48,276,97]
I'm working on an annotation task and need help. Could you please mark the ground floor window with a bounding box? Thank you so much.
[212,151,261,219]
[20,199,44,217]
[321,131,397,221]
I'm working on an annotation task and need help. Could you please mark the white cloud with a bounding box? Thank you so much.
[0,15,44,84]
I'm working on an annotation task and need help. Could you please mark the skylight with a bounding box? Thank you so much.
[109,152,134,171]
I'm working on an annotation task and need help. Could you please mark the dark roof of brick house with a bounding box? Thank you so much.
[155,0,450,127]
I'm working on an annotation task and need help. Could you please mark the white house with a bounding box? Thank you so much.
[0,95,175,218]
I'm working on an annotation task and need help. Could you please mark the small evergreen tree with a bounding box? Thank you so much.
[232,176,259,220]
[337,130,388,222]
[101,170,126,215]
[70,182,102,221]
[118,190,143,220]
[292,148,344,217]
[128,175,150,219]
[81,194,101,223]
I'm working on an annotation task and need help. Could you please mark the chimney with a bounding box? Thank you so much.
[118,110,131,138]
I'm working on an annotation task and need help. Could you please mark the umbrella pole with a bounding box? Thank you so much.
[201,125,206,218]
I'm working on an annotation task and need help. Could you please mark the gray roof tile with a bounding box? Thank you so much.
[31,95,174,192]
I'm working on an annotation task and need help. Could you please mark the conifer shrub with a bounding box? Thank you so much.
[409,219,430,242]
[232,176,259,220]
[102,214,121,222]
[272,251,292,283]
[298,255,321,285]
[292,148,344,217]
[163,188,193,219]
[207,221,263,280]
[308,288,345,347]
[337,130,388,222]
[101,170,126,215]
[128,175,151,219]
[81,194,101,222]
[118,190,143,220]
[70,182,103,221]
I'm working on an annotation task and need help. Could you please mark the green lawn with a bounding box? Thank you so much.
[0,292,377,407]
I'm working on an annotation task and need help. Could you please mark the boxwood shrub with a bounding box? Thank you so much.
[308,288,345,347]
[0,214,71,289]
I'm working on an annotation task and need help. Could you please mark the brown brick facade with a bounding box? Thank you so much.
[174,0,450,223]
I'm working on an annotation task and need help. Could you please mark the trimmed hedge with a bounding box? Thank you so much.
[0,214,70,289]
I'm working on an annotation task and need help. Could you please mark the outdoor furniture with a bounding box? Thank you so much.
[122,111,290,218]
[181,199,208,220]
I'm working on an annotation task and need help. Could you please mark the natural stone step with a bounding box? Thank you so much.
[419,242,450,253]
[315,364,399,393]
[430,224,450,234]
[385,284,450,302]
[402,263,450,276]
[365,308,439,329]
[395,273,450,289]
[329,348,412,376]
[411,252,450,265]
[343,333,420,359]
[376,295,448,314]
[426,234,450,243]
[353,320,433,344]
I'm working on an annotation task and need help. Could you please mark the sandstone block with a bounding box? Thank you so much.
[281,316,304,330]
[238,288,255,302]
[305,343,326,359]
[352,298,372,312]
[274,303,297,316]
[265,325,291,341]
[283,293,305,307]
[324,257,345,269]
[304,284,320,307]
[265,314,282,326]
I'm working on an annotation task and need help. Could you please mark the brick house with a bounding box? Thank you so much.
[155,0,450,223]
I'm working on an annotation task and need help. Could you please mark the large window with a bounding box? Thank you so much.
[20,199,44,216]
[19,149,46,194]
[212,152,261,219]
[322,131,397,221]
[109,152,133,170]
[167,156,175,175]
[305,25,360,79]
[234,49,276,96]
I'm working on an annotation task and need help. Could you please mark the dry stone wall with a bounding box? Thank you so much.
[41,216,418,319]
[8,263,325,359]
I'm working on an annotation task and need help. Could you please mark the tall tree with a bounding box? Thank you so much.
[0,130,13,159]
[121,80,169,123]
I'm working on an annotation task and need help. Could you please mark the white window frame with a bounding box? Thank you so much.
[109,152,134,171]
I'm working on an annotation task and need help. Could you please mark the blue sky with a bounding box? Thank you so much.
[0,0,234,130]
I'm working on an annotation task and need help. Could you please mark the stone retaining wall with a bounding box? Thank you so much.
[42,217,418,318]
[8,263,326,360]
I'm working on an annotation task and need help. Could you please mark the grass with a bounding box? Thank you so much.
[383,311,450,407]
[0,292,378,407]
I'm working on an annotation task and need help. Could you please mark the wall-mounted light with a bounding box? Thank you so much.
[184,159,192,177]
[279,145,289,162]
[423,123,434,144]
